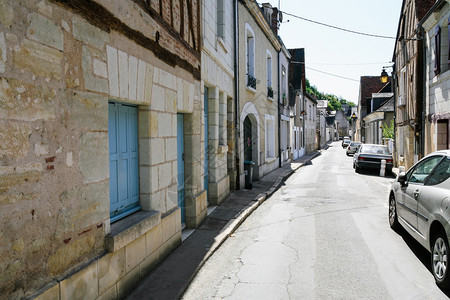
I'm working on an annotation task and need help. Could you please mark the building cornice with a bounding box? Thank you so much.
[240,0,282,51]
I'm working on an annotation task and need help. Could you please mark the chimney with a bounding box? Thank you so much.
[261,3,281,35]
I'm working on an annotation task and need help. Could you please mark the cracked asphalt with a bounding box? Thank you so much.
[182,142,450,299]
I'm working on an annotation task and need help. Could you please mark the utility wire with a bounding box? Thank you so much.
[281,11,396,40]
[291,61,392,66]
[306,66,360,82]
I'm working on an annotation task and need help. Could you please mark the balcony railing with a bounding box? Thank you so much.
[267,87,274,98]
[247,75,256,89]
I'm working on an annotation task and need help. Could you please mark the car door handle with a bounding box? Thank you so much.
[414,189,420,200]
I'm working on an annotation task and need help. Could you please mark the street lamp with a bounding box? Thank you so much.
[380,68,389,84]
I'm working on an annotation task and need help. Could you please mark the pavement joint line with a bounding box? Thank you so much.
[178,152,319,298]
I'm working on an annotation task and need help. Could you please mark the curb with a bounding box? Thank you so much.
[178,151,320,298]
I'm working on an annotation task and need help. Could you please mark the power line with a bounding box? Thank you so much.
[306,66,360,82]
[290,61,392,66]
[281,11,396,40]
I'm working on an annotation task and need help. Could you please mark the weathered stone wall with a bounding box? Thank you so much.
[0,0,201,298]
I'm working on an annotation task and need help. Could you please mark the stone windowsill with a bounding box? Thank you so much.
[105,210,161,253]
[265,156,277,164]
[217,36,229,54]
[246,85,257,94]
[267,96,274,101]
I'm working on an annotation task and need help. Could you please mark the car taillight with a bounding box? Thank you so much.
[358,156,365,161]
[386,159,393,163]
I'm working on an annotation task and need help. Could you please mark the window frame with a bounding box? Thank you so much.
[435,26,441,75]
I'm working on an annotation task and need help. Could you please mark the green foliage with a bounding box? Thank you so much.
[382,119,394,139]
[305,79,355,111]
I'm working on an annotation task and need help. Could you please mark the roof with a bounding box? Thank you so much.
[374,96,395,112]
[359,76,388,107]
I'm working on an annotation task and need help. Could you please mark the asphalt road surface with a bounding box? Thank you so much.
[182,142,450,299]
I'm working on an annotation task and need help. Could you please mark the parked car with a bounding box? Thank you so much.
[346,141,362,156]
[389,150,450,288]
[353,144,393,173]
[342,137,351,148]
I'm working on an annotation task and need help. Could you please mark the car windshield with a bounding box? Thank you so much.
[361,145,390,155]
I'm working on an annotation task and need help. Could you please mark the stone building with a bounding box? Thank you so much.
[201,0,234,200]
[279,43,292,164]
[0,0,206,298]
[289,48,307,159]
[363,96,395,145]
[237,0,282,185]
[355,76,387,143]
[392,0,435,169]
[304,94,318,153]
[420,0,450,153]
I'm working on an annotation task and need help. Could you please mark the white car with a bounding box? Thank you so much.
[346,141,362,156]
[389,150,450,288]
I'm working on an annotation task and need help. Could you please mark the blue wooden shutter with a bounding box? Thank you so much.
[109,102,140,222]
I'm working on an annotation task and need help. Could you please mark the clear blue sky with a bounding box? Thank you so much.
[264,0,403,104]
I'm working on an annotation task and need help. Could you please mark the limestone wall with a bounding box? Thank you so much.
[238,0,281,181]
[0,0,202,298]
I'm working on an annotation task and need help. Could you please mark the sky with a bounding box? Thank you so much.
[264,0,403,104]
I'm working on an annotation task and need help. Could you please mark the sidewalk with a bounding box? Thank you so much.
[126,150,322,300]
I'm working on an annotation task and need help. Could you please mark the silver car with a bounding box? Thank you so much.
[389,150,450,288]
[346,141,362,156]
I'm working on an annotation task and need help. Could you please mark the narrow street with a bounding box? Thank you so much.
[183,142,450,299]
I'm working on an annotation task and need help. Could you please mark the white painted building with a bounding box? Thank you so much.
[201,0,234,201]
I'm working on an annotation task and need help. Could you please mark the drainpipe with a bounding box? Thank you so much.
[277,50,282,168]
[233,0,240,189]
[421,26,426,158]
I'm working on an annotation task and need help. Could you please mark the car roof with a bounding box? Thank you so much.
[361,144,387,147]
[424,150,450,158]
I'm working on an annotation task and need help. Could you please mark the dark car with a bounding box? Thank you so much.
[353,144,393,174]
[389,150,450,288]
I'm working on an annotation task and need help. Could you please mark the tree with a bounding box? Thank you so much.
[305,78,355,111]
[382,119,394,139]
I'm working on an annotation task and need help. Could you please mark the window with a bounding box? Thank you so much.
[108,102,140,222]
[281,65,287,105]
[435,26,441,75]
[217,0,225,38]
[245,24,256,88]
[448,15,450,66]
[266,50,273,98]
[437,119,449,150]
[427,156,450,185]
[265,114,275,158]
[407,156,442,184]
[398,68,406,106]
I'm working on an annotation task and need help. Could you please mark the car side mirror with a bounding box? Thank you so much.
[398,172,407,187]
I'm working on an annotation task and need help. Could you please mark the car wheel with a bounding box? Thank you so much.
[432,231,450,289]
[388,194,399,230]
[355,166,361,173]
[346,152,350,156]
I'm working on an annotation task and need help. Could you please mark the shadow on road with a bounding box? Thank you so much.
[355,168,396,179]
[393,226,450,297]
